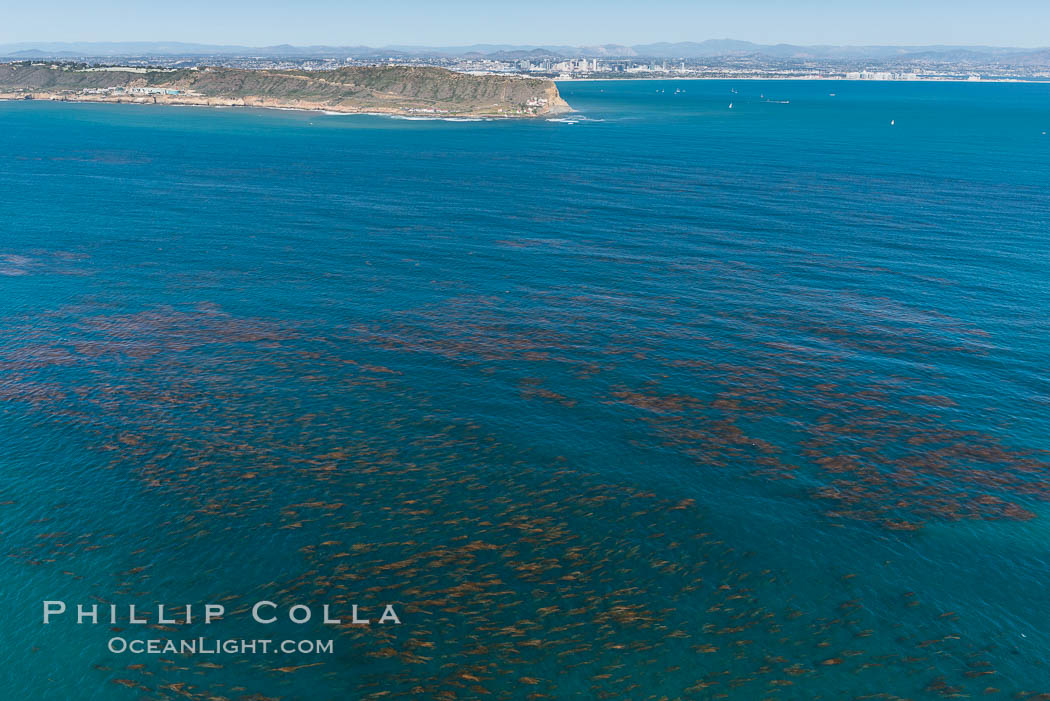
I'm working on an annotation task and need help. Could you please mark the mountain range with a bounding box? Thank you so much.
[2,40,1049,63]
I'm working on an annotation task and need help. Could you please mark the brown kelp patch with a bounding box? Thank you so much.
[1,295,1045,699]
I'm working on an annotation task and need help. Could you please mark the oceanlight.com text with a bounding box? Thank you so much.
[107,637,335,655]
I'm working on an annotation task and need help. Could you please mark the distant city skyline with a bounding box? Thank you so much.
[4,0,1050,49]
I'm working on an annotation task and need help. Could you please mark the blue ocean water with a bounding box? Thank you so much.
[0,79,1049,700]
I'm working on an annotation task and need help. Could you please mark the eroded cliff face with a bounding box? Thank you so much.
[543,83,574,114]
[0,64,574,118]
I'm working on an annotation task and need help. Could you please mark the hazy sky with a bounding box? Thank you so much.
[3,0,1049,48]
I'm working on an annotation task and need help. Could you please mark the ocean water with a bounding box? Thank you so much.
[0,79,1048,700]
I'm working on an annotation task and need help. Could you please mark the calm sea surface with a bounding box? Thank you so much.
[1,80,1049,699]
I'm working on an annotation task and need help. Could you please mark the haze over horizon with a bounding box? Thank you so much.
[3,0,1050,49]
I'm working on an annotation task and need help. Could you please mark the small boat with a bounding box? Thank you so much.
[729,103,733,109]
[891,119,896,126]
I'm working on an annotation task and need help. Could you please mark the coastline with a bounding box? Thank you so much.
[0,91,573,118]
[554,75,1049,83]
[0,64,574,119]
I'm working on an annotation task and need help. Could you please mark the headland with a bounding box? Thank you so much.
[0,63,573,118]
